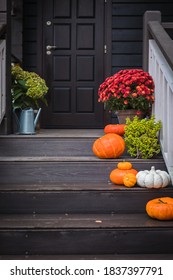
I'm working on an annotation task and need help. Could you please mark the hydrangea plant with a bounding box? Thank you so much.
[11,65,48,109]
[124,115,162,159]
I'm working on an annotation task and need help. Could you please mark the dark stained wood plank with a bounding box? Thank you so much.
[1,253,173,260]
[0,156,165,162]
[112,16,142,29]
[23,42,37,54]
[112,0,171,2]
[23,0,37,70]
[0,160,168,185]
[0,0,6,9]
[22,54,37,67]
[23,16,37,29]
[1,213,173,229]
[0,138,96,157]
[112,54,142,67]
[0,225,173,254]
[112,42,142,54]
[1,181,171,191]
[112,3,173,16]
[112,29,142,41]
[0,187,173,214]
[23,1,37,16]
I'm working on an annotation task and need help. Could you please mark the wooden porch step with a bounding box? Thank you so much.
[0,186,173,214]
[0,136,165,158]
[0,132,172,256]
[0,137,97,157]
[0,155,164,162]
[1,213,173,228]
[0,155,172,214]
[0,213,173,255]
[1,254,173,260]
[0,158,168,185]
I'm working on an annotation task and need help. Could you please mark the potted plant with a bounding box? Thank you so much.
[98,69,155,123]
[11,64,48,109]
[11,65,49,134]
[124,115,162,159]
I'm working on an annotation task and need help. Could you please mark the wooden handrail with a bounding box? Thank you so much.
[148,21,173,71]
[145,11,173,183]
[143,11,173,72]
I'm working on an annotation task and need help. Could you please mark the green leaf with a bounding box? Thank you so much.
[12,91,24,101]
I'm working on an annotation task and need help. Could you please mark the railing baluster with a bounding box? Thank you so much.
[0,39,6,124]
[149,39,173,183]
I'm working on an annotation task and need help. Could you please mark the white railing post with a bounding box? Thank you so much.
[149,40,173,183]
[0,39,6,124]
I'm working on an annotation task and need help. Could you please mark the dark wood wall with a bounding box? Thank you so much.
[112,0,173,74]
[0,0,12,134]
[23,0,37,72]
[11,0,23,63]
[0,0,6,25]
[22,0,173,74]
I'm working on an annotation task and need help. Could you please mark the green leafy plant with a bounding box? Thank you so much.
[11,65,48,109]
[124,115,162,159]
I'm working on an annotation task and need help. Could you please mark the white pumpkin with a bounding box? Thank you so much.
[136,166,170,188]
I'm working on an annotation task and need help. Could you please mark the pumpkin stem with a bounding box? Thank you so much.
[158,199,167,204]
[151,166,156,172]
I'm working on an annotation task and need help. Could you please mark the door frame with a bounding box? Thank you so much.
[36,0,112,125]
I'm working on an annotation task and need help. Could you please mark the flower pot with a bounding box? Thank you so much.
[116,109,144,124]
[98,69,154,123]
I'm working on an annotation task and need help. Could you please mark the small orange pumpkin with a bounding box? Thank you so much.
[146,197,173,220]
[92,133,125,159]
[104,124,127,136]
[110,161,138,185]
[117,161,132,170]
[123,173,137,187]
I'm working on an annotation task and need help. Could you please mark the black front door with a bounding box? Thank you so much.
[42,0,105,128]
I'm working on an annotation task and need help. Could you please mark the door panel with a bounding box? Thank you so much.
[42,0,105,128]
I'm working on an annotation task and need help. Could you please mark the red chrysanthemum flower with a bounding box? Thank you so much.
[98,69,155,115]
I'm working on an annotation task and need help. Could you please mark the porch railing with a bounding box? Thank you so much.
[0,39,6,124]
[143,11,173,183]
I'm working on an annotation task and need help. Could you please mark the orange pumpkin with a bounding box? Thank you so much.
[146,197,173,220]
[104,124,126,136]
[117,161,132,170]
[92,133,125,159]
[110,161,138,185]
[123,173,137,187]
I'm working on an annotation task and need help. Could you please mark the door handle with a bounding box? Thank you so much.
[46,45,57,51]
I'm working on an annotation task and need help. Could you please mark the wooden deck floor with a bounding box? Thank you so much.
[0,129,103,138]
